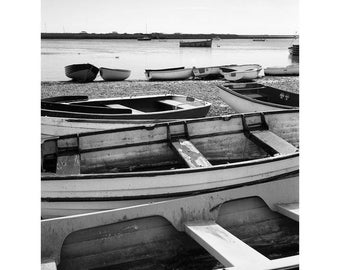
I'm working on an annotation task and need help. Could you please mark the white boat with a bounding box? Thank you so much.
[264,64,299,76]
[192,65,227,79]
[145,67,193,81]
[220,65,262,82]
[99,67,131,81]
[41,109,299,218]
[218,82,299,112]
[42,173,299,270]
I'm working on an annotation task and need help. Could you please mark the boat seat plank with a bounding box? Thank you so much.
[276,203,299,222]
[170,139,212,168]
[184,221,269,268]
[41,261,57,270]
[106,104,144,114]
[249,130,298,156]
[159,99,194,109]
[56,154,80,174]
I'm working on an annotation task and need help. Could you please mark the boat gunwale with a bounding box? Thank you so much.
[217,84,298,109]
[41,169,299,201]
[46,109,298,139]
[41,152,299,181]
[145,67,185,72]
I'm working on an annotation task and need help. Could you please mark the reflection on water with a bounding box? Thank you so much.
[41,39,298,81]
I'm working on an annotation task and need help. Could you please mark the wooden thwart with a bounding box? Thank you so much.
[184,221,269,268]
[249,130,298,156]
[170,138,212,168]
[41,261,57,270]
[276,203,299,222]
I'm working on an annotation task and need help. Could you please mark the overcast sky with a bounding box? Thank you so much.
[41,0,299,34]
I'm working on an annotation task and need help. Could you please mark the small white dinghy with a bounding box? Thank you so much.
[264,64,299,76]
[220,68,261,81]
[99,67,131,81]
[145,67,193,81]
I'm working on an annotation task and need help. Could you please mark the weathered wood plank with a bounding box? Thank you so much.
[41,260,57,270]
[276,203,299,222]
[249,130,298,155]
[56,154,80,174]
[184,221,269,268]
[171,139,212,168]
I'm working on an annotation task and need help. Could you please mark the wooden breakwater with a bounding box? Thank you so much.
[41,32,297,40]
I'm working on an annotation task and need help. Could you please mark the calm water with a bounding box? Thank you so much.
[41,39,298,81]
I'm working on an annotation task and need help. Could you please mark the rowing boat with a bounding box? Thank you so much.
[64,63,99,83]
[220,65,262,81]
[42,173,299,270]
[99,67,131,81]
[179,39,212,47]
[264,64,299,76]
[145,67,193,81]
[192,65,229,80]
[218,82,299,112]
[41,109,299,218]
[41,94,211,120]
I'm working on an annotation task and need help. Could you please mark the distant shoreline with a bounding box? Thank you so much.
[41,33,297,40]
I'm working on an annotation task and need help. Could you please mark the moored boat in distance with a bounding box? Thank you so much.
[99,67,131,81]
[145,67,193,81]
[137,36,152,41]
[41,109,299,218]
[64,63,99,83]
[253,38,266,41]
[218,82,299,112]
[220,64,262,82]
[179,39,212,47]
[264,64,299,76]
[42,173,299,270]
[41,94,211,120]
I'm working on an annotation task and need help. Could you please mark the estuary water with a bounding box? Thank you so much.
[41,39,298,81]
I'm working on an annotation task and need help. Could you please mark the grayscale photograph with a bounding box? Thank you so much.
[41,1,299,269]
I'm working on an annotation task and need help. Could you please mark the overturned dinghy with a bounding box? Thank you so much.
[42,173,299,270]
[264,64,299,76]
[41,109,299,218]
[218,82,299,112]
[64,63,99,83]
[145,67,193,81]
[99,67,131,81]
[41,94,211,120]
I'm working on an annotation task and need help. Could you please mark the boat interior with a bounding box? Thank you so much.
[41,95,205,115]
[41,111,299,174]
[223,83,299,106]
[51,196,299,270]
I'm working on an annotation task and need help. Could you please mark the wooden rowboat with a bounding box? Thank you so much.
[218,82,299,112]
[220,65,262,82]
[192,65,229,80]
[99,67,131,81]
[64,63,99,83]
[179,39,212,47]
[145,67,193,81]
[42,174,299,270]
[264,64,299,76]
[41,94,211,120]
[41,109,299,218]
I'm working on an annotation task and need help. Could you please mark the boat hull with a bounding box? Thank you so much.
[41,110,299,218]
[221,69,261,81]
[99,67,131,81]
[218,83,298,112]
[264,64,299,76]
[64,64,99,83]
[42,174,299,270]
[179,39,212,47]
[145,68,193,81]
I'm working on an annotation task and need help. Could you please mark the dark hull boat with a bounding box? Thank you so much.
[179,39,212,47]
[41,109,298,218]
[218,83,299,112]
[64,64,99,83]
[42,173,299,270]
[41,94,211,120]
